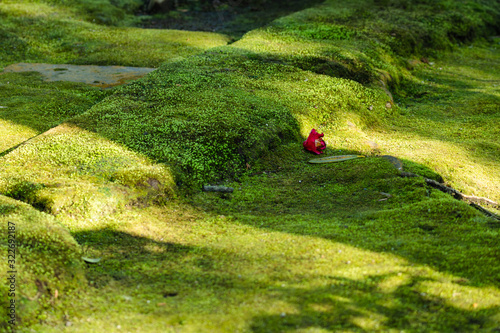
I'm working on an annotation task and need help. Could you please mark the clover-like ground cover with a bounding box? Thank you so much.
[0,0,499,331]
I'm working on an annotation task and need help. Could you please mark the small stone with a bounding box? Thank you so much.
[366,140,379,150]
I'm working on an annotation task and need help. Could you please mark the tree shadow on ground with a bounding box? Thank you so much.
[72,227,268,292]
[69,225,500,332]
[250,274,500,332]
[191,151,500,289]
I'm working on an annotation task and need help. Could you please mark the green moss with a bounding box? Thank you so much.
[0,72,110,153]
[387,43,500,202]
[0,195,85,331]
[0,124,177,227]
[0,0,498,331]
[233,0,499,89]
[0,1,230,68]
[64,47,392,189]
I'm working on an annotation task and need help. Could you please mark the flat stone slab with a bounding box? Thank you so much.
[380,155,403,170]
[3,63,156,88]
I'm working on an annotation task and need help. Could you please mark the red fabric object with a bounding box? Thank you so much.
[303,129,326,154]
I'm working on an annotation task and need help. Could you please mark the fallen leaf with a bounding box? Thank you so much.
[82,257,101,263]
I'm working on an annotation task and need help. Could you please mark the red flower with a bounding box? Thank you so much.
[303,129,326,154]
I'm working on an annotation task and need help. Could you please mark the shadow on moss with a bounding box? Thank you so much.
[249,275,500,332]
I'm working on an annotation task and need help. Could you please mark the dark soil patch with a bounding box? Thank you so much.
[137,0,325,40]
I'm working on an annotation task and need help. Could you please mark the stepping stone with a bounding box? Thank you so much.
[3,63,156,88]
[380,155,403,170]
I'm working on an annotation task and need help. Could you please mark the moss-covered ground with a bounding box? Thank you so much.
[1,0,499,332]
[0,0,229,68]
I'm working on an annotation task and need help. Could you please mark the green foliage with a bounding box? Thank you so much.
[5,181,48,211]
[0,72,109,130]
[192,149,500,288]
[287,24,358,41]
[0,71,110,154]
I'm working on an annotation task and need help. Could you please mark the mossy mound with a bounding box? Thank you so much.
[234,0,499,88]
[58,0,499,191]
[68,47,389,189]
[0,195,85,330]
[0,124,177,227]
[2,0,498,194]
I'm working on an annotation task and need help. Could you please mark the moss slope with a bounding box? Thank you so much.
[0,195,85,330]
[0,124,176,228]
